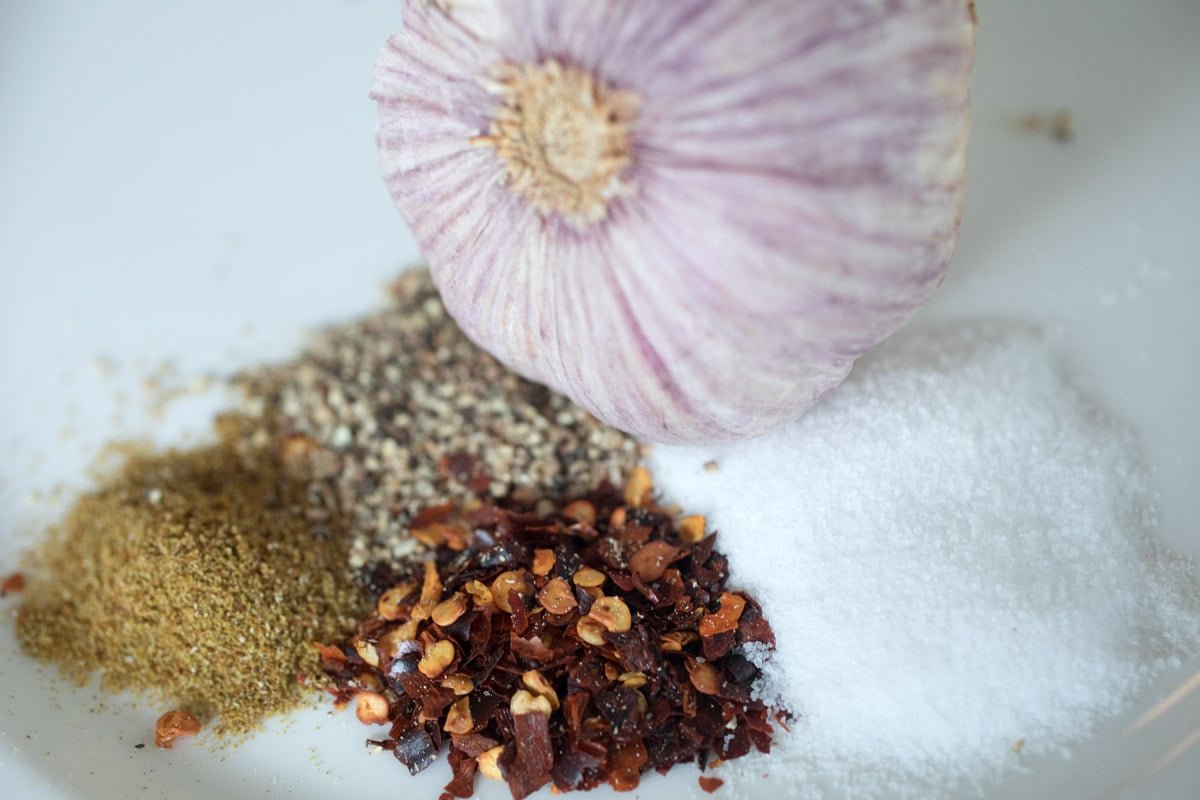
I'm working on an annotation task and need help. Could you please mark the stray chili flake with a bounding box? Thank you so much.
[154,709,202,749]
[322,476,783,800]
[699,775,725,793]
[0,572,24,597]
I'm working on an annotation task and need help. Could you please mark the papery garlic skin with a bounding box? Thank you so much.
[373,0,977,443]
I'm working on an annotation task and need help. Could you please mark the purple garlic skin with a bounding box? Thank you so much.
[373,0,977,443]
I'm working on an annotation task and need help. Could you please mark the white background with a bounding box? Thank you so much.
[1,1,1198,798]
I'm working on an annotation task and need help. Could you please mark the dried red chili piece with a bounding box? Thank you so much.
[479,542,528,572]
[566,654,610,695]
[608,625,661,675]
[629,540,681,583]
[450,732,499,757]
[502,712,554,800]
[657,568,685,604]
[597,687,645,738]
[419,684,457,721]
[745,710,775,754]
[561,691,588,742]
[551,743,604,791]
[393,727,439,774]
[702,629,737,661]
[594,536,627,572]
[603,568,635,594]
[699,775,725,793]
[154,709,201,749]
[384,648,422,694]
[718,674,752,705]
[442,747,478,799]
[313,641,347,666]
[692,552,729,594]
[721,652,759,686]
[699,592,746,637]
[678,718,705,748]
[509,590,532,636]
[462,610,492,661]
[510,633,556,663]
[690,533,718,565]
[1,572,24,597]
[616,523,652,553]
[607,737,649,791]
[573,582,598,614]
[552,544,583,582]
[410,501,456,530]
[737,598,776,647]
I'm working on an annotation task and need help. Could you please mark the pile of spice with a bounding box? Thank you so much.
[320,468,780,800]
[234,268,643,571]
[651,323,1200,797]
[14,417,368,738]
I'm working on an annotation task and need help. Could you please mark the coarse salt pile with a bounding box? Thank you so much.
[650,322,1199,797]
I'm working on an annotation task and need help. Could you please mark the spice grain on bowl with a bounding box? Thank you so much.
[320,473,783,800]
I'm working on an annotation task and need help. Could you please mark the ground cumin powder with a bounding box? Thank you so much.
[15,420,367,738]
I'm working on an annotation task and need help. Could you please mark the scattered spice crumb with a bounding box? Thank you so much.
[155,709,202,749]
[89,355,119,379]
[1016,109,1073,143]
[1012,738,1026,754]
[1049,110,1073,142]
[703,460,719,473]
[699,775,725,793]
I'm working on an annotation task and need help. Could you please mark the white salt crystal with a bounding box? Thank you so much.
[650,322,1199,797]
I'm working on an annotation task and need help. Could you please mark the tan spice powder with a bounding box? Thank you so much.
[15,422,367,738]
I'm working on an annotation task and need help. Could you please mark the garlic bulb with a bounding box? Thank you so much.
[372,0,977,443]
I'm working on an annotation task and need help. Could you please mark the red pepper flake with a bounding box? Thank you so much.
[323,476,783,800]
[699,775,725,793]
[154,709,201,749]
[607,737,648,791]
[502,712,554,800]
[628,540,680,583]
[699,592,746,638]
[312,641,347,669]
[442,747,478,799]
[1,572,24,597]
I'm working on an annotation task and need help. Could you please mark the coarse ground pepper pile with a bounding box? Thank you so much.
[234,269,644,571]
[15,418,368,738]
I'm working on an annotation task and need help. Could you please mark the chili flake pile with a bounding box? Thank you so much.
[320,468,781,800]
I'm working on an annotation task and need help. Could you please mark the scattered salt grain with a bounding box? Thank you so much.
[650,322,1199,797]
